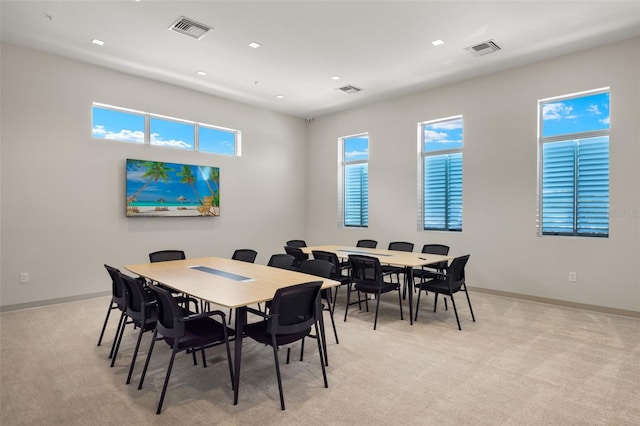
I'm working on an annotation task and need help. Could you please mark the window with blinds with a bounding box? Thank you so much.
[342,134,369,227]
[420,116,463,231]
[539,89,610,237]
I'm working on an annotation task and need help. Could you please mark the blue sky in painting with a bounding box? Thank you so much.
[93,106,236,156]
[344,135,368,161]
[423,117,463,153]
[542,91,609,137]
[126,160,218,205]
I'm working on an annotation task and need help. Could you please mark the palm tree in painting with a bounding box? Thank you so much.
[198,166,220,215]
[177,165,202,205]
[126,161,173,209]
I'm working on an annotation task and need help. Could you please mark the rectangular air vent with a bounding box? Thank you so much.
[465,40,501,56]
[169,16,211,40]
[336,85,362,94]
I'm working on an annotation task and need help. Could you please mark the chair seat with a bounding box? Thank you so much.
[417,278,458,294]
[413,269,443,281]
[244,321,311,346]
[355,281,399,294]
[163,316,235,350]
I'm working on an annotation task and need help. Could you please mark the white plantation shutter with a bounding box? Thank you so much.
[344,164,369,227]
[424,153,462,231]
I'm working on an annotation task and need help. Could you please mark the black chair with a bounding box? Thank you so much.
[148,250,199,312]
[267,254,295,270]
[284,246,309,271]
[285,239,307,248]
[413,244,450,283]
[138,285,235,414]
[414,255,475,330]
[299,259,336,363]
[311,250,351,308]
[228,249,259,322]
[381,241,414,297]
[231,249,258,263]
[98,265,128,355]
[346,255,403,330]
[356,239,378,248]
[149,250,186,263]
[243,281,327,410]
[114,273,158,386]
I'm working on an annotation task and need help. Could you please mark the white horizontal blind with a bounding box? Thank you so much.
[342,134,369,228]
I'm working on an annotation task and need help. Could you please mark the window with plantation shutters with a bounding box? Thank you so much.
[342,134,369,227]
[539,89,610,237]
[420,116,463,231]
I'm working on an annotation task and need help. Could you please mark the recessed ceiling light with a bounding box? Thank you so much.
[196,70,207,76]
[432,39,444,46]
[331,75,341,81]
[275,94,284,99]
[248,42,261,49]
[91,38,105,46]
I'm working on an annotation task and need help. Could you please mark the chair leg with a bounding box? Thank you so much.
[433,293,439,312]
[463,285,476,322]
[317,311,329,366]
[326,297,339,344]
[126,324,146,384]
[415,288,422,321]
[314,321,328,389]
[299,337,305,362]
[373,293,381,330]
[111,314,128,367]
[97,303,115,346]
[344,283,352,322]
[449,294,462,331]
[271,336,286,411]
[138,330,158,390]
[201,348,207,368]
[156,341,180,415]
[397,288,404,321]
[109,311,126,359]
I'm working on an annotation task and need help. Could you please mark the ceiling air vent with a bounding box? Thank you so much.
[169,16,211,40]
[336,85,362,94]
[465,40,501,56]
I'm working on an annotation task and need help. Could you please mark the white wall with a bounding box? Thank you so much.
[0,43,308,307]
[306,37,640,312]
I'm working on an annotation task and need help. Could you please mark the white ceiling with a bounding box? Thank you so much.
[1,1,639,118]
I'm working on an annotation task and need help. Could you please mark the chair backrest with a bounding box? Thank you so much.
[232,249,258,263]
[267,254,295,270]
[285,239,307,248]
[300,259,333,279]
[268,281,322,335]
[149,250,186,263]
[104,264,127,307]
[284,246,309,263]
[356,239,378,248]
[388,241,414,252]
[446,255,470,290]
[311,250,341,277]
[120,272,155,321]
[421,244,450,270]
[348,255,383,284]
[147,284,185,339]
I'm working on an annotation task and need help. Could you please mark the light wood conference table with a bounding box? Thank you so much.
[125,256,340,405]
[302,245,454,325]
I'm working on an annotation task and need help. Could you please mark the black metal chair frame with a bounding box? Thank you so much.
[284,245,309,271]
[115,272,158,385]
[242,281,327,410]
[356,239,378,248]
[414,255,475,330]
[138,285,235,414]
[267,254,295,270]
[285,239,307,248]
[98,264,128,354]
[346,255,404,330]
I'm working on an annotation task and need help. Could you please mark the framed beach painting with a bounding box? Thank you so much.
[126,159,219,217]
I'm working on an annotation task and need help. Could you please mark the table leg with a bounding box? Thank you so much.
[233,306,247,405]
[405,266,414,325]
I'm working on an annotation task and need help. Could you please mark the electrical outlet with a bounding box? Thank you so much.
[568,272,577,282]
[20,272,29,283]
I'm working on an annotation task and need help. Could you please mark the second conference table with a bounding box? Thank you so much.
[302,245,454,325]
[125,256,340,405]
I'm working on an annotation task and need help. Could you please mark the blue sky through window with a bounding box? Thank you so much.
[200,126,236,156]
[541,92,609,137]
[423,118,463,153]
[92,107,145,143]
[150,117,193,150]
[344,135,368,161]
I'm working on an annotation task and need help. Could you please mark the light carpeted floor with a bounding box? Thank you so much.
[1,290,638,425]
